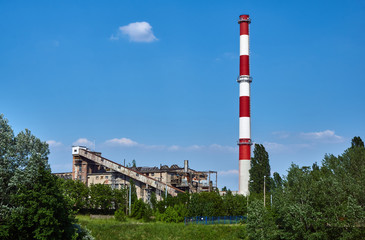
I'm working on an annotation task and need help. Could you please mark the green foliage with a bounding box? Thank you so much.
[89,184,114,212]
[131,198,152,221]
[59,178,90,211]
[112,187,127,211]
[351,136,364,148]
[222,190,247,216]
[150,191,157,210]
[268,138,365,240]
[157,204,188,223]
[156,191,189,214]
[73,224,95,240]
[272,172,283,190]
[188,191,224,217]
[0,114,80,239]
[129,180,138,204]
[114,208,127,222]
[9,166,75,239]
[249,144,271,194]
[247,199,277,240]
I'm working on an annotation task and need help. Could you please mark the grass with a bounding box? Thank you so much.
[77,215,247,240]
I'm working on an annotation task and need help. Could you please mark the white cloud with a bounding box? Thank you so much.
[300,130,344,143]
[263,141,287,152]
[209,144,236,153]
[218,169,239,176]
[262,141,312,154]
[142,144,166,150]
[103,138,235,153]
[272,131,290,139]
[46,140,63,147]
[186,145,203,151]
[167,145,181,151]
[73,138,95,149]
[111,21,158,42]
[105,138,138,147]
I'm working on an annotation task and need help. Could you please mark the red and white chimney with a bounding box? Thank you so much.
[238,14,252,196]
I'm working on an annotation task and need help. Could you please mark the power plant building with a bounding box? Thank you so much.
[54,146,217,202]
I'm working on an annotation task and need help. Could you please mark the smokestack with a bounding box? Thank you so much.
[238,14,252,196]
[184,160,189,173]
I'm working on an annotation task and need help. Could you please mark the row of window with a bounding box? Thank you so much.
[94,175,109,180]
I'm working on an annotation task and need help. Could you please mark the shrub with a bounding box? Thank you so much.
[114,208,126,222]
[72,224,94,240]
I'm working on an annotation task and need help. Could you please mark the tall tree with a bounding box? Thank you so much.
[0,114,77,239]
[351,136,364,148]
[265,137,365,239]
[249,144,271,194]
[9,167,75,239]
[272,172,283,190]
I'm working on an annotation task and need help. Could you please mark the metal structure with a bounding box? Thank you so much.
[72,146,183,200]
[132,162,218,193]
[237,14,252,196]
[71,146,217,201]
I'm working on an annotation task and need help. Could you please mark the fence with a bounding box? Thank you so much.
[184,216,246,225]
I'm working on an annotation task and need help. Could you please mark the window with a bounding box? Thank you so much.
[105,176,108,179]
[151,173,154,176]
[101,176,104,179]
[96,176,99,180]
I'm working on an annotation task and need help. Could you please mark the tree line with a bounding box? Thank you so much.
[246,137,365,240]
[1,112,364,239]
[58,177,248,223]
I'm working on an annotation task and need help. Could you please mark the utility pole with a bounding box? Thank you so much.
[165,184,168,199]
[264,175,266,207]
[129,184,132,215]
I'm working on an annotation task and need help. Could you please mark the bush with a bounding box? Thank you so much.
[131,199,152,221]
[162,206,179,223]
[72,224,94,240]
[156,204,187,223]
[114,208,126,222]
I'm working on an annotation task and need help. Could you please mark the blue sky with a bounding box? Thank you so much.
[1,0,364,190]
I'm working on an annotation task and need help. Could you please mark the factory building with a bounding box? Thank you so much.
[55,146,217,202]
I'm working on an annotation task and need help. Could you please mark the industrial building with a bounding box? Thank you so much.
[54,146,217,202]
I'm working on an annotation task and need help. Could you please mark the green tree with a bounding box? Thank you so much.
[188,191,224,217]
[114,208,126,222]
[249,144,271,194]
[131,198,152,221]
[269,138,365,239]
[9,167,75,239]
[222,191,247,216]
[247,199,277,240]
[112,187,127,211]
[150,191,157,210]
[129,180,138,205]
[351,136,364,148]
[272,172,283,190]
[59,178,89,211]
[0,114,78,239]
[89,184,113,212]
